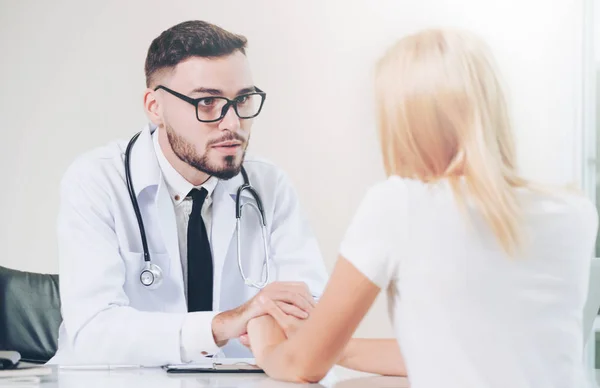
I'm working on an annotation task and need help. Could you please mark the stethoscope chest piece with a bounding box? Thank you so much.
[140,261,163,289]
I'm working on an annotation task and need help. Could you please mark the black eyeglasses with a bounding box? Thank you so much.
[154,85,266,123]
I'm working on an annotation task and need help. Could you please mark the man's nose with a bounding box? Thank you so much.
[218,103,241,131]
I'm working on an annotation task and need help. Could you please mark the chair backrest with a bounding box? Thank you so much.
[0,266,62,363]
[583,257,600,343]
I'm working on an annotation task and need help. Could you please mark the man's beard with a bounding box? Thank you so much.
[165,124,247,180]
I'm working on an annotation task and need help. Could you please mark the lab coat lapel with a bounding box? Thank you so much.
[210,171,256,307]
[155,179,181,282]
[127,125,159,198]
[129,124,184,307]
[211,178,239,308]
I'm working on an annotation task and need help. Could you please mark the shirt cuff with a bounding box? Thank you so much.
[180,311,222,362]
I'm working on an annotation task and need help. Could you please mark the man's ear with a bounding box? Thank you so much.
[143,88,163,126]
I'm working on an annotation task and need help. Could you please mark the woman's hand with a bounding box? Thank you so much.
[240,296,306,349]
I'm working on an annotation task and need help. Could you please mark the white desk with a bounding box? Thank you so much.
[2,366,410,388]
[6,366,600,388]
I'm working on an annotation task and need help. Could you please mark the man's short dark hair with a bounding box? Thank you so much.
[144,20,248,87]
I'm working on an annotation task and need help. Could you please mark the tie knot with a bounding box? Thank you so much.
[188,187,208,203]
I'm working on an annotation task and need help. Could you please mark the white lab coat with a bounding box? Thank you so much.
[48,124,328,366]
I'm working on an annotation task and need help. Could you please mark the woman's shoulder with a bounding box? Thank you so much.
[371,175,431,191]
[354,177,413,218]
[519,186,598,237]
[520,186,594,214]
[364,175,457,205]
[364,176,414,202]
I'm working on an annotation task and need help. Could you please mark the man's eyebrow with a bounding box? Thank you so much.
[189,87,223,96]
[236,86,257,95]
[188,86,257,97]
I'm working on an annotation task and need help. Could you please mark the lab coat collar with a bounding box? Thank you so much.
[128,123,161,198]
[214,168,255,203]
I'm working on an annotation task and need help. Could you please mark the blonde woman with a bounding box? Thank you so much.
[243,29,598,387]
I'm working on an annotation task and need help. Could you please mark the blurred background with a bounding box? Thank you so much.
[0,0,597,352]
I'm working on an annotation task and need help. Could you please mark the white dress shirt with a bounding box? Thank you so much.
[152,128,221,361]
[152,128,218,301]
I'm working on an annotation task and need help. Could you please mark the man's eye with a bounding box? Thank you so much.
[236,96,249,104]
[198,98,215,107]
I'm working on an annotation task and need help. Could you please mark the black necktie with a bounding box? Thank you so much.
[187,188,213,312]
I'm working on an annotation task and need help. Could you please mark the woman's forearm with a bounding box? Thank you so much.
[337,338,407,376]
[248,317,407,378]
[246,258,387,383]
[247,315,286,363]
[246,317,301,381]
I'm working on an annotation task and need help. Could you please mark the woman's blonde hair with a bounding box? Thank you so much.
[375,28,529,255]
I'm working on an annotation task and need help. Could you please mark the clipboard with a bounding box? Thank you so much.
[164,358,264,374]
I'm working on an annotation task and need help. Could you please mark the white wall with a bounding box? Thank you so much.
[592,0,600,255]
[0,0,588,339]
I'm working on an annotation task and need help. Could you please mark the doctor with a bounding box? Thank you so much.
[49,20,328,366]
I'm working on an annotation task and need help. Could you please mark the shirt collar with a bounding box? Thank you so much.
[152,127,218,205]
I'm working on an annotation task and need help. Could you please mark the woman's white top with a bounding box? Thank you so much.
[340,176,598,388]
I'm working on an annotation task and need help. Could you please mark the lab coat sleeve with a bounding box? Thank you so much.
[268,170,329,298]
[56,160,188,366]
[180,312,221,361]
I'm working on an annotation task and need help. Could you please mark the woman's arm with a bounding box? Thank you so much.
[246,316,407,378]
[337,338,407,376]
[247,256,404,383]
[246,315,286,362]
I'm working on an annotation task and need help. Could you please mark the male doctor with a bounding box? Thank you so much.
[49,20,328,366]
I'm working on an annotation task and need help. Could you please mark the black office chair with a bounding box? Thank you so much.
[0,266,62,363]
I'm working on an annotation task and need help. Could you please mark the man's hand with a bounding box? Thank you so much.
[259,296,305,338]
[211,281,315,346]
[239,297,306,349]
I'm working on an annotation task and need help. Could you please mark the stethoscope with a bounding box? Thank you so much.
[124,131,271,291]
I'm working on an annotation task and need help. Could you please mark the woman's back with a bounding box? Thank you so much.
[245,29,600,387]
[341,176,598,387]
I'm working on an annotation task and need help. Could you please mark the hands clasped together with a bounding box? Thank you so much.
[238,281,312,351]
